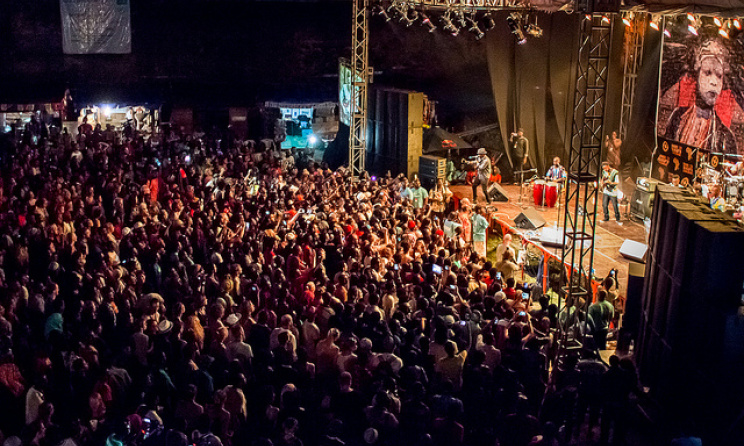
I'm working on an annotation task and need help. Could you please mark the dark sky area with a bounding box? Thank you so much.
[0,0,495,126]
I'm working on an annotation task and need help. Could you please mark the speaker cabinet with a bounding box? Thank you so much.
[619,239,648,263]
[514,207,546,229]
[488,183,509,202]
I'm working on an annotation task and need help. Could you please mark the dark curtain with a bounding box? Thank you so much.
[623,29,662,170]
[486,12,580,176]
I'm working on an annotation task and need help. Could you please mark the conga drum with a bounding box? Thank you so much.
[545,182,559,207]
[533,180,546,206]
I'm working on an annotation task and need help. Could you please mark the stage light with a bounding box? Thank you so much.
[525,14,543,38]
[649,18,659,30]
[664,27,671,37]
[622,16,632,27]
[734,19,741,29]
[308,135,318,145]
[483,13,496,30]
[714,17,723,27]
[585,14,592,21]
[455,10,467,28]
[441,12,459,36]
[370,175,377,181]
[601,15,610,24]
[720,27,729,38]
[687,12,695,22]
[688,23,698,35]
[421,14,436,32]
[373,5,391,22]
[467,18,485,40]
[507,13,526,44]
[103,106,113,117]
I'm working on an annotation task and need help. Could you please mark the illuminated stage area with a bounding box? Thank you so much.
[449,183,647,280]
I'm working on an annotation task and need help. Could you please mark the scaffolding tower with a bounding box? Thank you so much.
[349,0,371,179]
[557,14,613,360]
[618,12,647,143]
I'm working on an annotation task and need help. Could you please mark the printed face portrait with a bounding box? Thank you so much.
[698,55,724,107]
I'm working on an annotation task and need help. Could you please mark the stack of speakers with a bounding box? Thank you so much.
[637,184,744,444]
[418,155,446,189]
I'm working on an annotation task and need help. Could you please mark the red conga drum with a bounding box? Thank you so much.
[533,180,546,206]
[545,182,559,207]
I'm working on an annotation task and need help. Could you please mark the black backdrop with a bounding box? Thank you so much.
[486,12,625,176]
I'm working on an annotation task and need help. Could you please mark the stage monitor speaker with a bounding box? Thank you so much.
[514,207,546,229]
[619,239,648,263]
[539,226,566,248]
[488,183,509,202]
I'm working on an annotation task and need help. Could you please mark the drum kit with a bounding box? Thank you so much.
[700,160,744,205]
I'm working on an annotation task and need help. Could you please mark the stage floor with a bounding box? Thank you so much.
[450,183,647,284]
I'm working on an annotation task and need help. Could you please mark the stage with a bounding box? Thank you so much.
[450,183,647,285]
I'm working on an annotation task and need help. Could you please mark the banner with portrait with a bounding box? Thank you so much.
[656,25,744,165]
[60,0,131,54]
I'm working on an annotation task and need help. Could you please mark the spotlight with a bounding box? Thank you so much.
[373,5,391,22]
[714,17,722,27]
[467,18,484,40]
[525,14,543,38]
[483,13,496,31]
[649,16,660,31]
[601,15,610,24]
[527,23,543,37]
[308,135,318,145]
[686,12,695,22]
[421,14,436,32]
[454,10,467,28]
[688,23,698,35]
[622,15,632,27]
[507,13,526,44]
[664,27,671,38]
[399,8,416,27]
[441,12,459,36]
[720,27,729,38]
[734,19,741,29]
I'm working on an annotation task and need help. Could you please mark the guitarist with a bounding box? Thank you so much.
[600,161,622,225]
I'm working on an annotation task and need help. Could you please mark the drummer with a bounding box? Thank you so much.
[545,156,566,183]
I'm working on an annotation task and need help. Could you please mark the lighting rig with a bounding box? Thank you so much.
[370,1,543,43]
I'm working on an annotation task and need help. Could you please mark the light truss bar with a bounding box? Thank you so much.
[350,0,370,179]
[558,13,612,360]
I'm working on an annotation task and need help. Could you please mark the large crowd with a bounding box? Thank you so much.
[0,118,643,446]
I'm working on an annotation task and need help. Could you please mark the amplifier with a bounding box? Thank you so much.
[636,177,662,193]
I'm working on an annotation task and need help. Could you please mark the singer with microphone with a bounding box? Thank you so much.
[466,148,492,204]
[510,128,530,179]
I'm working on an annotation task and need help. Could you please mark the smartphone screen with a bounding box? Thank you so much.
[522,292,529,300]
[496,272,502,280]
[432,264,443,275]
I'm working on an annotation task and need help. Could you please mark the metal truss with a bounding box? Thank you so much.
[392,0,522,10]
[618,12,646,143]
[557,14,613,360]
[350,0,371,179]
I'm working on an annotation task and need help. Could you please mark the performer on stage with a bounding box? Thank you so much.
[467,148,492,204]
[510,128,530,175]
[545,156,566,182]
[601,162,622,224]
[604,131,622,168]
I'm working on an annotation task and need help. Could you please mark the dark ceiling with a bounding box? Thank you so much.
[0,0,495,125]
